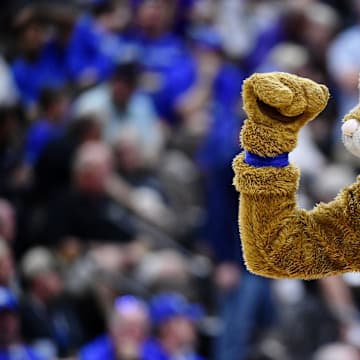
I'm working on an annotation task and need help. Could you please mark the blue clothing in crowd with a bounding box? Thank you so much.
[143,339,203,360]
[80,335,203,360]
[215,273,275,360]
[12,41,67,107]
[79,335,115,360]
[138,33,197,124]
[24,120,63,165]
[197,106,243,265]
[195,67,276,360]
[67,16,139,83]
[213,64,245,111]
[0,346,44,360]
[244,19,286,74]
[197,64,244,264]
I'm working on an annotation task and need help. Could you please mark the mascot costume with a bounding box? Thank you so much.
[233,72,360,279]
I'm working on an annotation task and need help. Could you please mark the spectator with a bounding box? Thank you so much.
[74,61,164,162]
[144,292,203,360]
[182,25,244,132]
[134,0,197,124]
[11,7,68,109]
[67,0,137,88]
[80,295,150,360]
[111,129,174,228]
[19,247,84,358]
[44,141,137,245]
[193,23,244,284]
[34,114,102,201]
[301,2,339,72]
[24,88,69,167]
[0,287,43,360]
[214,0,290,63]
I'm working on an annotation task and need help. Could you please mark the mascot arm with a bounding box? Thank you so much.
[233,153,360,279]
[233,72,360,279]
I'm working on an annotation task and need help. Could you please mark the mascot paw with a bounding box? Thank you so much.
[241,72,329,157]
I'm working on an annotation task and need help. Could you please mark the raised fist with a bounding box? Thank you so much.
[241,72,329,157]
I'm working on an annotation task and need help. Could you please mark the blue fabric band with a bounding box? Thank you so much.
[244,151,289,168]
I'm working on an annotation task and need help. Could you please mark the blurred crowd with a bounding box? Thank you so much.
[2,0,360,359]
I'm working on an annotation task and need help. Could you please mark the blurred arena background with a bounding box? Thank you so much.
[1,0,360,359]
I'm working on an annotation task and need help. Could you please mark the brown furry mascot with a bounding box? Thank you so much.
[233,72,360,279]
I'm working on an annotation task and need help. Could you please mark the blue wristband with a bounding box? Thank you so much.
[244,151,289,168]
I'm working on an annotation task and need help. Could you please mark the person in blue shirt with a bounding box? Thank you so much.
[11,9,68,109]
[133,0,197,125]
[189,25,245,111]
[79,295,150,360]
[192,27,276,360]
[74,61,163,162]
[197,107,275,360]
[143,292,204,360]
[24,88,68,167]
[0,287,43,360]
[190,25,245,263]
[67,0,139,88]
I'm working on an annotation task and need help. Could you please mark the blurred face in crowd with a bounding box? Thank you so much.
[160,316,197,351]
[0,310,20,346]
[136,0,174,37]
[111,78,135,108]
[110,305,149,346]
[113,131,143,173]
[102,3,131,32]
[73,142,113,194]
[0,200,15,244]
[31,270,63,303]
[20,22,46,55]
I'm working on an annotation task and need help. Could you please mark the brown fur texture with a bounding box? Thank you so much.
[233,72,360,280]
